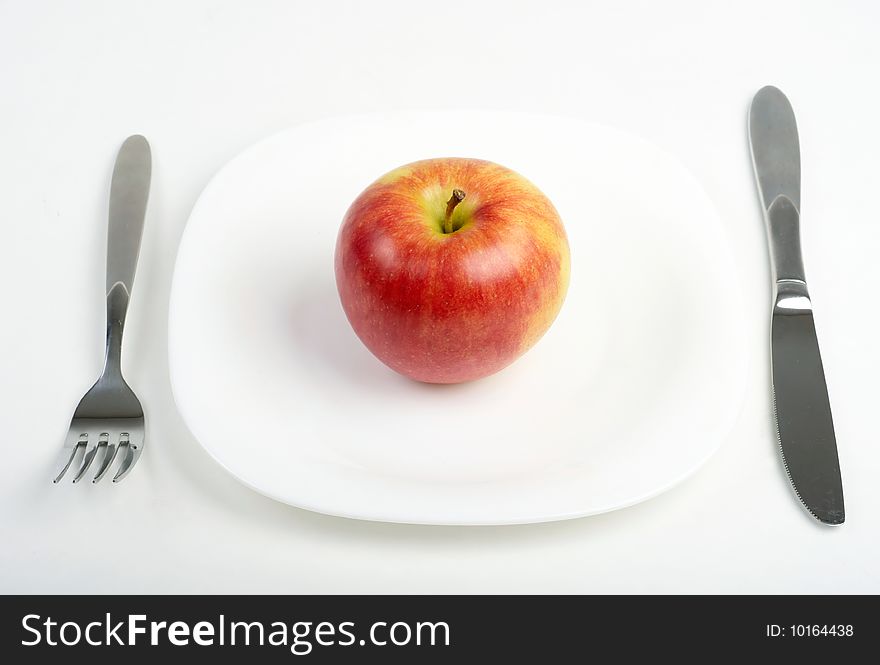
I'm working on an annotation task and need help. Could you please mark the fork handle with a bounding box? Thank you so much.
[103,136,151,375]
[104,284,129,376]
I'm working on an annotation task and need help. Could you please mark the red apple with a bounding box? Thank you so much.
[335,157,570,383]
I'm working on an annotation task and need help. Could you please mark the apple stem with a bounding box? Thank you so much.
[444,189,466,234]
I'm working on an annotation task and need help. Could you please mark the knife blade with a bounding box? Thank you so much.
[748,86,844,525]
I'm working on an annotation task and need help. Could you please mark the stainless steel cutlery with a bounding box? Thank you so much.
[53,135,151,484]
[48,98,845,519]
[748,86,844,525]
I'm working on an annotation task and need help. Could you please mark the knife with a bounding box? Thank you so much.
[748,86,844,525]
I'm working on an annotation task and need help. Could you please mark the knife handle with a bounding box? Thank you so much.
[765,195,806,286]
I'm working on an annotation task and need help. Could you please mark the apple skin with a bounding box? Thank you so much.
[335,157,570,384]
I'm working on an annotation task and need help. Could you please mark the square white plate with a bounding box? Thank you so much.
[169,111,747,524]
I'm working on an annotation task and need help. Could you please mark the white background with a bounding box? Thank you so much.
[1,0,878,593]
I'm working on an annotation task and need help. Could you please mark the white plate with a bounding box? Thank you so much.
[169,111,747,525]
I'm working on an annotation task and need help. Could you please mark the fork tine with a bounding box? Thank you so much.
[53,440,85,484]
[112,442,141,483]
[91,442,119,483]
[72,441,102,484]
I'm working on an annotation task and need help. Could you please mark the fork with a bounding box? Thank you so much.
[53,135,151,484]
